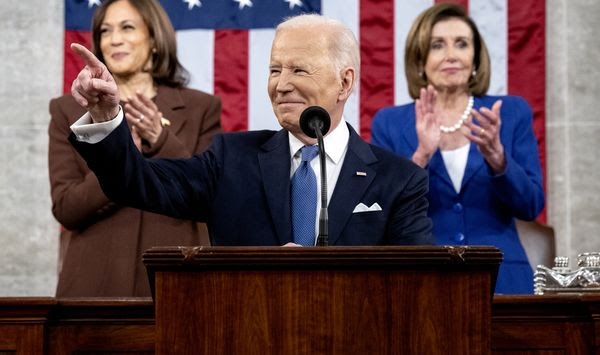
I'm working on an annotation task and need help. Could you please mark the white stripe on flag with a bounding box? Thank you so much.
[470,0,508,95]
[176,29,215,94]
[249,29,278,131]
[394,0,434,105]
[322,0,360,133]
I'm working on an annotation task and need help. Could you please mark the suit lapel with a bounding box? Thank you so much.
[428,150,455,192]
[258,130,292,245]
[460,142,485,190]
[328,126,377,245]
[460,97,486,189]
[153,86,186,135]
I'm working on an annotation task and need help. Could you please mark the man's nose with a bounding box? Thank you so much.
[276,71,294,92]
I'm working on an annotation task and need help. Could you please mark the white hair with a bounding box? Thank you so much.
[275,14,360,85]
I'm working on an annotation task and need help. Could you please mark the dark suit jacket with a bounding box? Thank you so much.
[50,85,221,297]
[71,120,433,246]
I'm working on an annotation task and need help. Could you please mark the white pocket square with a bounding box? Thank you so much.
[352,202,382,213]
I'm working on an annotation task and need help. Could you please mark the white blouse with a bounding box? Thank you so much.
[440,143,470,194]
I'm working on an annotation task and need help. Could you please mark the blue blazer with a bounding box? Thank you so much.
[371,95,545,294]
[70,121,433,247]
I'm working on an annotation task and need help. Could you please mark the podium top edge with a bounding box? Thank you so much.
[144,245,501,254]
[142,246,503,268]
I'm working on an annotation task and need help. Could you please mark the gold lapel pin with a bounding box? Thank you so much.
[356,171,367,176]
[160,117,171,127]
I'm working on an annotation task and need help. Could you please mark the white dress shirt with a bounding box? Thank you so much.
[70,107,123,143]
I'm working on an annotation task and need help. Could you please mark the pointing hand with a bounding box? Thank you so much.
[70,43,120,122]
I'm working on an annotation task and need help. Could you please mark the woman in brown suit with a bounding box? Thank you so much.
[49,0,221,296]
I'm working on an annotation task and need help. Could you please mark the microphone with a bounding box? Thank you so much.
[300,106,331,139]
[299,106,331,246]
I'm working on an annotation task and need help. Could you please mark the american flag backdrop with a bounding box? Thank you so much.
[63,0,546,221]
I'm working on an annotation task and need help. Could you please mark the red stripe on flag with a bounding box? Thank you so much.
[435,0,469,13]
[63,31,92,94]
[507,0,546,223]
[213,30,249,132]
[359,0,395,141]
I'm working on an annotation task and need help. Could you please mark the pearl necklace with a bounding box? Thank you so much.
[439,96,474,133]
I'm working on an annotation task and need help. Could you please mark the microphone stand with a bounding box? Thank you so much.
[311,121,328,246]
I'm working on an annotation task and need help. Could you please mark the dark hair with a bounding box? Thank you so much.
[91,0,189,87]
[404,3,490,99]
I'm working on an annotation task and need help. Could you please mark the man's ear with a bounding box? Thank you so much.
[337,67,355,101]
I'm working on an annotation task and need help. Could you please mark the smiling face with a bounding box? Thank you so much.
[99,0,153,77]
[424,17,474,93]
[268,26,347,140]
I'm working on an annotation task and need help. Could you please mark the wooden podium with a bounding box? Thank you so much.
[144,246,501,354]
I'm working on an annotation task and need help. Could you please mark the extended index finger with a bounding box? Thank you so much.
[70,43,104,69]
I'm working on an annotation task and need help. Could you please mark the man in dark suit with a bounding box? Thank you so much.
[69,14,433,246]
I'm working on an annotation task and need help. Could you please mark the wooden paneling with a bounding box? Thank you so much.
[492,294,600,354]
[0,297,154,354]
[48,298,155,354]
[0,298,52,354]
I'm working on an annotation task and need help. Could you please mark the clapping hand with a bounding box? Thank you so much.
[465,100,506,174]
[412,85,440,167]
[124,92,163,146]
[70,43,120,122]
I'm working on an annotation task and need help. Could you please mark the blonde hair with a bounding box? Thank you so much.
[404,3,490,99]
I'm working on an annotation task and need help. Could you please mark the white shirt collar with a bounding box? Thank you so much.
[288,118,350,164]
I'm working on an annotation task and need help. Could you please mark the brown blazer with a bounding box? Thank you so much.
[49,85,221,297]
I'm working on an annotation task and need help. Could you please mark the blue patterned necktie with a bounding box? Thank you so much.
[291,145,319,246]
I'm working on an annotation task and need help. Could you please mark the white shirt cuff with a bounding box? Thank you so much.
[70,106,124,144]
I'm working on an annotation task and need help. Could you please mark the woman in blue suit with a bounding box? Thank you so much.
[371,3,544,294]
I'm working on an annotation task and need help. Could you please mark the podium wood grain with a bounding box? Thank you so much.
[145,246,501,354]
